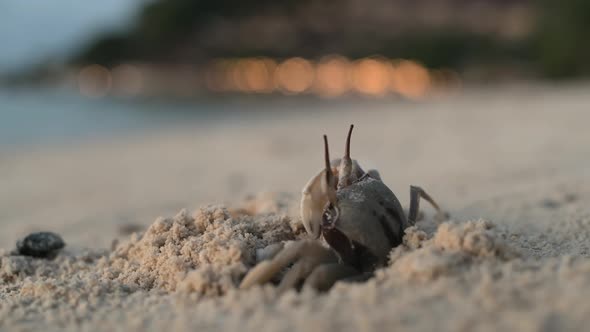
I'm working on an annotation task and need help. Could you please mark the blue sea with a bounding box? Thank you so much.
[0,88,340,149]
[0,88,220,148]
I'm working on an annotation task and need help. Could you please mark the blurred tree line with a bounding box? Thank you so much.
[532,0,590,78]
[72,0,590,79]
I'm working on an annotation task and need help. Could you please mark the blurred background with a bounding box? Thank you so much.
[3,0,590,94]
[1,0,589,249]
[2,0,590,145]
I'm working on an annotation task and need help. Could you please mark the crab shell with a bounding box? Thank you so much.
[301,160,410,270]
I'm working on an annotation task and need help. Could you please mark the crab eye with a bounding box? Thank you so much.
[322,203,340,230]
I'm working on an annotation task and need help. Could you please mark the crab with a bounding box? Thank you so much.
[240,125,446,292]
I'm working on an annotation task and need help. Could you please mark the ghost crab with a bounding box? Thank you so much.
[240,125,446,292]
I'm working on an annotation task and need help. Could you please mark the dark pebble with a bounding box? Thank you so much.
[16,232,66,259]
[541,198,560,209]
[564,193,578,203]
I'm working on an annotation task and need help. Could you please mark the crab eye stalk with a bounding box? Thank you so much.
[322,135,338,206]
[323,135,333,182]
[345,124,353,160]
[338,124,355,188]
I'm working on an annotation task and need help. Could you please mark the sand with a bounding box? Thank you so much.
[1,82,590,331]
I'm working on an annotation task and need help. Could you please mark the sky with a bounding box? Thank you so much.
[0,0,145,73]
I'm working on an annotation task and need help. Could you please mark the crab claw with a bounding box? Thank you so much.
[301,174,326,239]
[300,135,338,239]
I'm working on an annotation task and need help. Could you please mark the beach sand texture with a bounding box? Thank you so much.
[1,83,590,331]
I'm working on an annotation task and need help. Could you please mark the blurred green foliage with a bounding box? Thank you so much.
[72,0,590,79]
[379,31,529,70]
[73,0,286,65]
[75,34,133,66]
[532,0,590,78]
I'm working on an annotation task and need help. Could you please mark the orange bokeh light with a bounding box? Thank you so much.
[351,58,392,97]
[390,60,432,99]
[232,58,276,93]
[276,57,315,94]
[203,55,444,99]
[314,55,352,98]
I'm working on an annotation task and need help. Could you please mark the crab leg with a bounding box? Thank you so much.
[408,185,445,225]
[303,263,359,292]
[276,248,338,293]
[240,240,337,290]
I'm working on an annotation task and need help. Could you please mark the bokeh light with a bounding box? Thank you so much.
[111,64,143,97]
[276,57,314,94]
[200,56,450,99]
[78,64,112,98]
[205,59,233,92]
[351,58,391,97]
[389,60,431,99]
[232,58,276,93]
[314,55,352,98]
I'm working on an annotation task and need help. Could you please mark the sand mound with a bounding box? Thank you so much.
[385,220,517,282]
[100,205,517,296]
[1,208,519,310]
[104,206,296,295]
[0,201,552,331]
[2,206,518,301]
[0,204,299,325]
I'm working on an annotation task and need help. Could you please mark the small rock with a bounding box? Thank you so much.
[541,198,560,209]
[564,193,578,203]
[16,232,65,259]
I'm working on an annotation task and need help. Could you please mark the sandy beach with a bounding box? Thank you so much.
[1,82,590,331]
